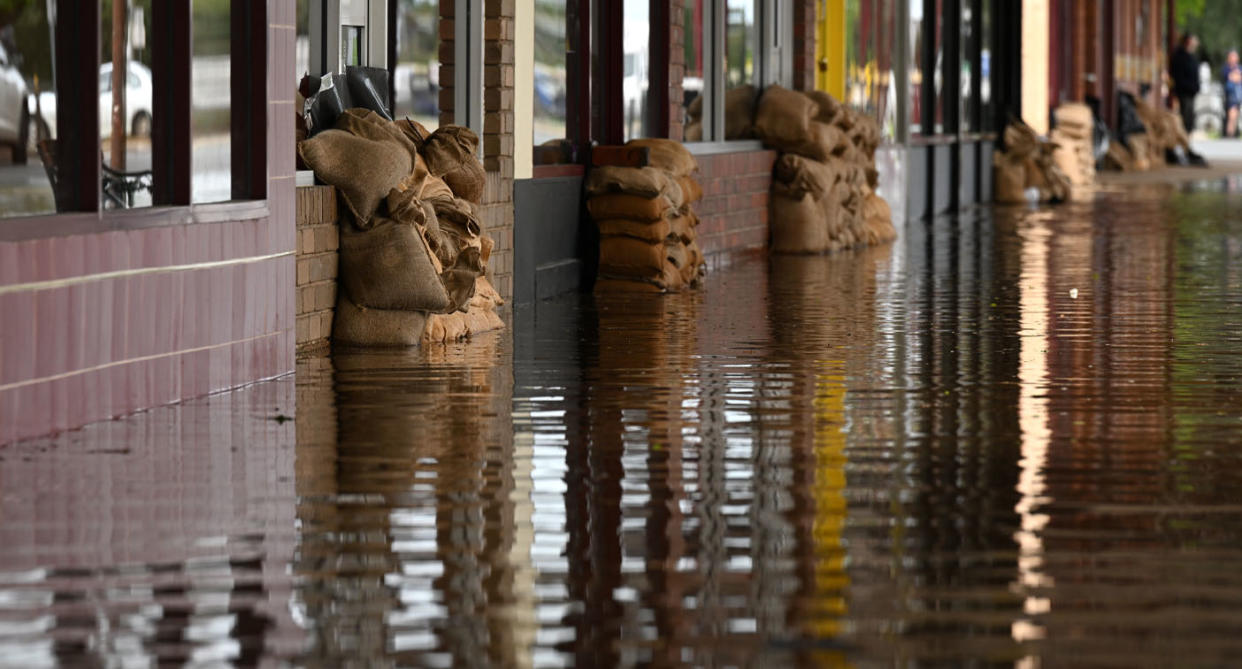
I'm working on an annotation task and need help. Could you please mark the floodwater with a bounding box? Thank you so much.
[2,178,1242,667]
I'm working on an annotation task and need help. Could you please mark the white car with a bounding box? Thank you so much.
[0,40,30,163]
[35,61,154,141]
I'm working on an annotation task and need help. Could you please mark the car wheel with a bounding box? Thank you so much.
[13,103,29,165]
[131,112,151,138]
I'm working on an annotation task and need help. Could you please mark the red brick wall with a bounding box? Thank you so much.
[295,186,339,354]
[792,0,817,92]
[691,150,777,258]
[667,0,686,141]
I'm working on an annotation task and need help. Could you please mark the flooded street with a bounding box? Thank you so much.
[2,179,1242,666]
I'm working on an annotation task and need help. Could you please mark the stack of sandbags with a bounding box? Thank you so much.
[754,86,895,253]
[586,139,706,293]
[1135,97,1194,164]
[994,118,1071,204]
[298,109,503,347]
[1049,103,1096,186]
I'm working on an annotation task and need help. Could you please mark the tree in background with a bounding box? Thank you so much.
[1178,0,1242,66]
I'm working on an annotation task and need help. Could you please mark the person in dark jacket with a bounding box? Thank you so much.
[1171,33,1201,134]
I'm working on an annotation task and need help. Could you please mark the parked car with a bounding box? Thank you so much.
[0,40,30,163]
[35,61,154,142]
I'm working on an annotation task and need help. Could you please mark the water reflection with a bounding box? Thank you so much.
[3,181,1242,665]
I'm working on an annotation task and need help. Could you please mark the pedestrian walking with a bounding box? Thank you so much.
[1171,33,1201,134]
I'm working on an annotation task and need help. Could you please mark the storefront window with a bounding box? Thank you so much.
[909,0,923,134]
[0,5,55,218]
[683,0,705,141]
[533,0,568,161]
[297,0,309,87]
[960,0,974,132]
[100,0,155,209]
[980,0,993,131]
[395,0,440,131]
[844,0,876,114]
[932,0,943,133]
[622,0,650,141]
[724,0,758,139]
[191,0,231,204]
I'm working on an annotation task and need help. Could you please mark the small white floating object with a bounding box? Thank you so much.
[1069,288,1079,299]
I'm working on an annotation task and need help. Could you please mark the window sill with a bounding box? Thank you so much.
[0,200,270,243]
[684,140,768,155]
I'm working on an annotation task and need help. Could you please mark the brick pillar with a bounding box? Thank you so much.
[792,0,817,92]
[668,0,686,140]
[482,0,516,302]
[437,0,515,303]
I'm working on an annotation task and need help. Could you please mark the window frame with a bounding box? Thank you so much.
[1,0,268,231]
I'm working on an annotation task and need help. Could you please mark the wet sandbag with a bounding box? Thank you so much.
[625,138,699,177]
[599,236,667,275]
[754,85,817,150]
[665,239,689,269]
[805,90,842,125]
[333,294,429,347]
[770,193,831,254]
[861,193,896,244]
[422,304,504,344]
[298,129,413,229]
[596,261,685,293]
[597,218,673,243]
[469,276,505,310]
[587,193,673,222]
[1053,103,1092,138]
[677,175,703,204]
[585,166,674,199]
[679,241,705,285]
[772,153,837,200]
[1003,120,1040,161]
[338,217,452,313]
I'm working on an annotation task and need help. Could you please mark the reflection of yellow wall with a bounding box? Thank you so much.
[817,0,846,98]
[1021,0,1050,134]
[808,368,851,667]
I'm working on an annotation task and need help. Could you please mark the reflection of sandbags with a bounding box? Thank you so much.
[599,236,667,275]
[724,85,757,139]
[587,193,673,222]
[586,166,674,199]
[333,294,429,347]
[994,153,1027,203]
[770,193,831,254]
[684,122,703,142]
[805,90,842,124]
[754,85,817,151]
[625,138,699,176]
[772,153,837,200]
[298,129,412,228]
[422,304,505,345]
[597,218,672,243]
[338,218,451,312]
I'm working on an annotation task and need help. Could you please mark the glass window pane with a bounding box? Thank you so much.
[0,5,56,218]
[876,0,896,140]
[395,0,440,132]
[296,0,309,85]
[844,0,874,114]
[980,0,993,131]
[191,0,231,204]
[724,0,757,139]
[932,0,943,133]
[100,1,155,209]
[682,1,704,141]
[622,0,650,141]
[533,0,569,163]
[960,1,973,132]
[909,0,923,135]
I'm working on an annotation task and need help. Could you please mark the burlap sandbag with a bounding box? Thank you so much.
[338,217,452,313]
[861,193,896,245]
[773,153,837,200]
[684,122,704,142]
[670,213,696,244]
[419,174,456,202]
[298,129,412,228]
[754,85,817,150]
[596,260,684,293]
[423,305,505,344]
[597,218,672,243]
[679,241,705,285]
[770,193,830,254]
[332,294,429,347]
[443,157,486,203]
[421,125,479,175]
[1003,120,1040,161]
[784,121,842,162]
[994,152,1028,203]
[395,118,433,148]
[625,138,699,176]
[334,108,421,164]
[386,186,429,226]
[588,193,673,222]
[665,239,688,269]
[677,175,703,203]
[599,236,667,275]
[805,90,842,124]
[469,276,505,310]
[586,166,673,199]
